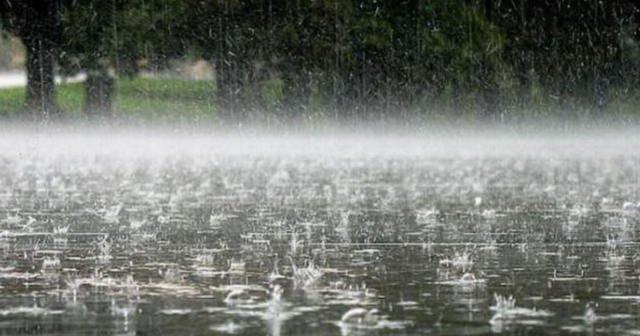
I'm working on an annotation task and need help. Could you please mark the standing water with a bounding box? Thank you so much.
[0,128,639,335]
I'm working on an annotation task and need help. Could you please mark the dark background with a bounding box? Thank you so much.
[1,0,639,123]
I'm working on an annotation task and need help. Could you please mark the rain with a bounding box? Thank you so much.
[1,1,640,336]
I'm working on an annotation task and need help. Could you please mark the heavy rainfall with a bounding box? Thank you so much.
[2,1,640,336]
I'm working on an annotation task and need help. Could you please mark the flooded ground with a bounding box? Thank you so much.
[0,129,639,335]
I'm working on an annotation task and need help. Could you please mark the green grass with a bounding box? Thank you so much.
[116,77,217,121]
[0,86,25,116]
[3,76,640,124]
[0,77,218,121]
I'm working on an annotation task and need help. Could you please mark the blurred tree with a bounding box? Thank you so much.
[4,0,640,120]
[413,0,504,117]
[59,0,188,117]
[492,0,640,115]
[0,0,62,118]
[60,0,118,117]
[179,0,253,119]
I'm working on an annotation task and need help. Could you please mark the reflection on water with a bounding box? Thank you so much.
[0,131,639,335]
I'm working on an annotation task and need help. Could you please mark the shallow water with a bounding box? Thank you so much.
[0,130,640,335]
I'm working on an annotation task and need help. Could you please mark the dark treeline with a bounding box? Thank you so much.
[1,0,640,121]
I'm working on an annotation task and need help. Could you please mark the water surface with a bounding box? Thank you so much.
[0,129,639,335]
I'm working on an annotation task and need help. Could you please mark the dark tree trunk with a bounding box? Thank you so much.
[79,1,115,118]
[21,0,61,118]
[84,71,115,117]
[23,36,57,117]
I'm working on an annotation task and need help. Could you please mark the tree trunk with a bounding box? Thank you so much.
[23,36,58,117]
[84,71,115,118]
[20,0,61,118]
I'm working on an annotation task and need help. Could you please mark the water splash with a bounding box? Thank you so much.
[490,294,553,332]
[42,256,61,271]
[290,258,323,289]
[439,248,475,273]
[583,303,598,325]
[337,307,408,334]
[52,225,70,245]
[96,236,112,263]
